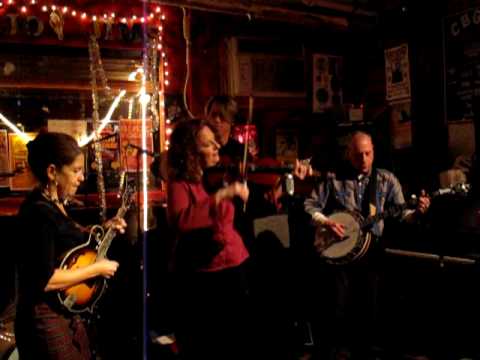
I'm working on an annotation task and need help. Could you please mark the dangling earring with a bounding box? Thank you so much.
[43,181,60,204]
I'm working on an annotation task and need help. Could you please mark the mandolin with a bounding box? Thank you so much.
[57,185,135,313]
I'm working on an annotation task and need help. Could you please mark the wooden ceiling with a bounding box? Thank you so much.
[146,0,385,30]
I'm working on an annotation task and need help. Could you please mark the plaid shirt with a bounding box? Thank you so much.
[304,168,410,237]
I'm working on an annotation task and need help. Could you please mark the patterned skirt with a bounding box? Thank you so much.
[15,302,91,360]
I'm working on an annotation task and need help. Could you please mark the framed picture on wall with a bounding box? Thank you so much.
[9,133,37,191]
[276,129,298,162]
[0,129,9,188]
[312,53,343,113]
[384,44,411,101]
[390,100,412,149]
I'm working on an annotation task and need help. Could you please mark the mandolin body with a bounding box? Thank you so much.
[57,232,107,314]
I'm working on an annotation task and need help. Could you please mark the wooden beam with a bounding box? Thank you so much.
[301,0,376,17]
[0,81,143,92]
[150,0,351,29]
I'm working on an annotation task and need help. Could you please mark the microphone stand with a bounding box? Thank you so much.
[0,172,18,178]
[131,144,158,360]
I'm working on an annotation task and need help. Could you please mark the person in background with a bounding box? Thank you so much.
[167,119,251,360]
[15,132,126,360]
[204,95,244,162]
[304,131,430,360]
[204,95,311,217]
[205,95,312,358]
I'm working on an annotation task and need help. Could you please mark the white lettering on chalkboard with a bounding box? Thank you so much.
[450,7,480,37]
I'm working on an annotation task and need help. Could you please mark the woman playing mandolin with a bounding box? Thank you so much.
[15,132,126,360]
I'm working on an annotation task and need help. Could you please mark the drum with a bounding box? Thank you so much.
[314,211,372,264]
[0,321,17,360]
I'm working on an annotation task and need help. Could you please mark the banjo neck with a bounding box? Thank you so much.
[359,182,470,230]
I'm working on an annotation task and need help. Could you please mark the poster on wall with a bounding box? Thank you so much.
[9,133,37,191]
[384,44,411,101]
[48,119,87,143]
[276,129,298,162]
[119,119,154,172]
[390,100,412,149]
[0,130,9,188]
[444,7,480,121]
[86,124,121,190]
[312,54,343,113]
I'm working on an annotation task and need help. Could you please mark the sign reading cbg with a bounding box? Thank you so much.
[444,7,480,121]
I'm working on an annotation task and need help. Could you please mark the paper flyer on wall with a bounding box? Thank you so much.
[84,123,121,191]
[0,130,9,188]
[119,119,154,172]
[384,44,411,101]
[9,132,38,191]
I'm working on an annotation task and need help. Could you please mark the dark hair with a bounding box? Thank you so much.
[27,132,82,184]
[204,95,238,124]
[168,119,216,182]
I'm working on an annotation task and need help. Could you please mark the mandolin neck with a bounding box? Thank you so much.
[96,205,128,260]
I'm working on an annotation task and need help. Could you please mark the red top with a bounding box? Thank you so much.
[167,180,249,272]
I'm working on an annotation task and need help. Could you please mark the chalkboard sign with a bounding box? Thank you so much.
[444,7,480,121]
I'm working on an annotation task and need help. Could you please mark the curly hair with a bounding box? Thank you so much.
[168,119,217,182]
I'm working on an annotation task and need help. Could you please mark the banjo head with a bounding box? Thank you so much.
[314,211,362,260]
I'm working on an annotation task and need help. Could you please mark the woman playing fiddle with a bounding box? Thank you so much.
[167,119,251,360]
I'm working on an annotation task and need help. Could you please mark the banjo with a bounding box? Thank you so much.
[314,183,470,264]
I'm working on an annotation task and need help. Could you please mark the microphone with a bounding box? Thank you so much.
[125,143,160,158]
[285,173,295,196]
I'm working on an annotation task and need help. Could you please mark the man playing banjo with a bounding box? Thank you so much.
[304,131,430,359]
